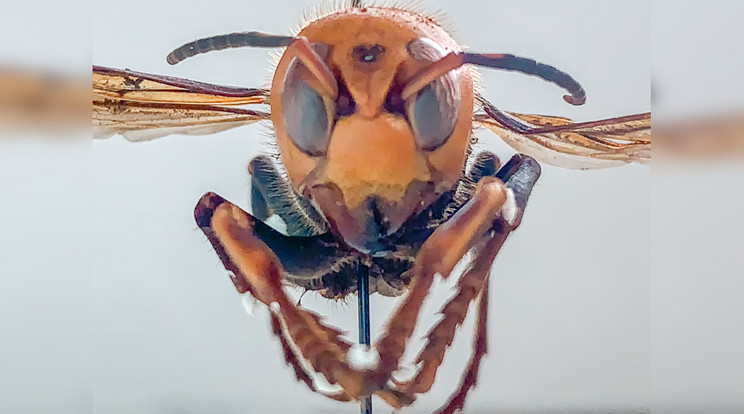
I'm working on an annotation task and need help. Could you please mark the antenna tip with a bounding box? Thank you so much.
[563,94,586,106]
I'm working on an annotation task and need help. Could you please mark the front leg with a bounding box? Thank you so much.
[371,155,541,405]
[248,155,328,237]
[195,193,358,400]
[194,154,540,408]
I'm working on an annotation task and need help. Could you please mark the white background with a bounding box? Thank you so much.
[0,1,651,413]
[89,1,650,413]
[4,1,744,413]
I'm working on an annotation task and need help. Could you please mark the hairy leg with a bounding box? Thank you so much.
[381,155,540,408]
[195,154,540,408]
[249,155,328,237]
[436,276,490,414]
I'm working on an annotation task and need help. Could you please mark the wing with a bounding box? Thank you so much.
[655,114,744,160]
[93,66,271,141]
[474,95,650,169]
[1,67,88,135]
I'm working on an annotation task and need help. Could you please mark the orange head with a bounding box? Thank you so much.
[271,8,473,252]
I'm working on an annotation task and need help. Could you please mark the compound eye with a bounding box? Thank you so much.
[407,81,459,150]
[406,38,461,151]
[281,45,334,156]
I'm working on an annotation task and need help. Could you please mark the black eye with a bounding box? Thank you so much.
[281,46,334,156]
[406,38,461,150]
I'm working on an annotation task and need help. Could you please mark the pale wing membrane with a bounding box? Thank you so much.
[93,66,271,141]
[474,101,651,170]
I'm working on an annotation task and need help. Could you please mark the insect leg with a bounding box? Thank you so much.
[196,181,510,406]
[249,180,270,222]
[195,155,538,407]
[376,155,539,408]
[385,236,493,405]
[369,156,539,408]
[466,151,501,184]
[195,192,371,400]
[249,156,328,236]
[268,311,353,402]
[392,238,496,396]
[435,274,490,414]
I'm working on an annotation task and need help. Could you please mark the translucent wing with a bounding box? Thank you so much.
[474,95,651,169]
[93,66,271,141]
